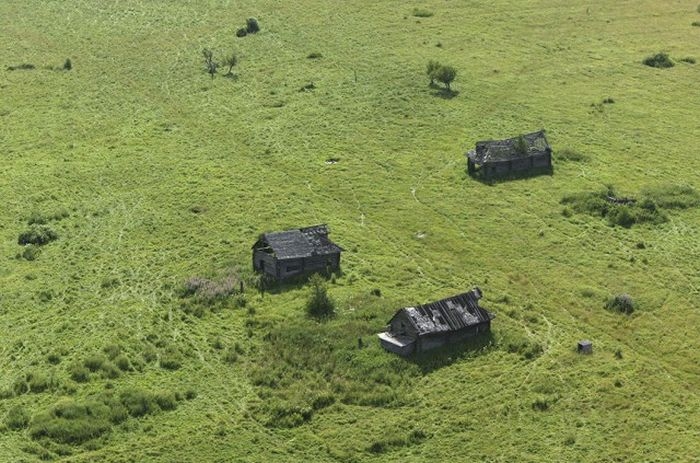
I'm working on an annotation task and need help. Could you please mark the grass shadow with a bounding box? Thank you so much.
[258,268,343,295]
[432,88,459,99]
[408,332,495,374]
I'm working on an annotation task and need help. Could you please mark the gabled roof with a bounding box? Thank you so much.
[254,224,342,260]
[394,288,494,336]
[467,129,550,164]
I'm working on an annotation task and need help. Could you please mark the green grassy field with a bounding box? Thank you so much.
[1,0,699,461]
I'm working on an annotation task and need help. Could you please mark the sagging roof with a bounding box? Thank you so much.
[254,224,342,260]
[397,288,494,335]
[467,129,551,164]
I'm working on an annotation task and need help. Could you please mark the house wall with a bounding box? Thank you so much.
[379,338,415,356]
[531,153,551,168]
[253,251,278,278]
[277,257,306,279]
[416,321,491,353]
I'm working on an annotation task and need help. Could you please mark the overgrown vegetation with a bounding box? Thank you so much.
[17,225,58,245]
[426,60,457,90]
[305,274,335,318]
[643,52,674,68]
[561,185,698,227]
[605,294,636,314]
[29,388,181,445]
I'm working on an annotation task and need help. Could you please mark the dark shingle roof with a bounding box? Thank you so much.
[256,224,342,260]
[399,288,494,335]
[467,129,550,164]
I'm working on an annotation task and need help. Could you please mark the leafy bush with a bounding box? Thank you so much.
[561,187,668,228]
[434,65,457,90]
[21,245,41,261]
[693,21,700,27]
[426,60,441,85]
[29,389,179,445]
[246,17,260,33]
[83,354,106,372]
[307,52,323,59]
[69,364,90,383]
[63,58,72,70]
[100,361,121,379]
[5,405,30,430]
[643,52,674,68]
[236,27,247,37]
[154,391,178,411]
[532,397,550,411]
[680,57,696,64]
[102,344,121,359]
[29,399,113,444]
[113,354,132,371]
[606,294,635,314]
[17,226,58,245]
[642,185,700,209]
[412,8,434,17]
[306,274,335,318]
[159,347,183,370]
[13,370,56,395]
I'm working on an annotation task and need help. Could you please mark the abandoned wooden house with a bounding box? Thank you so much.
[252,224,342,282]
[377,288,495,356]
[467,129,552,178]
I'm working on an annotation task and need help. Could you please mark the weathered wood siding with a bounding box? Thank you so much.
[379,337,415,356]
[253,251,278,278]
[415,320,490,353]
[389,311,418,338]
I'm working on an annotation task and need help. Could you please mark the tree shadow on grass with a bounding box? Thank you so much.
[407,332,495,374]
[431,88,459,99]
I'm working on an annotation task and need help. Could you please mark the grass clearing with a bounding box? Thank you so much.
[1,0,699,461]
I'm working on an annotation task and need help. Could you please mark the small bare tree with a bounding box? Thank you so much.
[223,52,238,76]
[202,48,218,80]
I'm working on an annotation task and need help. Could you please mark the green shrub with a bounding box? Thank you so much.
[606,294,635,314]
[17,226,58,245]
[83,354,106,372]
[643,52,674,68]
[307,52,323,59]
[412,8,433,17]
[100,361,121,379]
[21,245,41,261]
[47,352,61,365]
[693,21,700,27]
[532,397,550,411]
[426,60,441,85]
[154,391,178,411]
[29,399,112,444]
[63,58,72,70]
[236,27,247,37]
[69,364,90,383]
[5,405,30,430]
[185,389,198,400]
[246,17,260,33]
[159,348,183,370]
[642,185,699,209]
[113,354,131,371]
[680,57,696,64]
[103,344,121,359]
[120,389,157,417]
[306,274,335,318]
